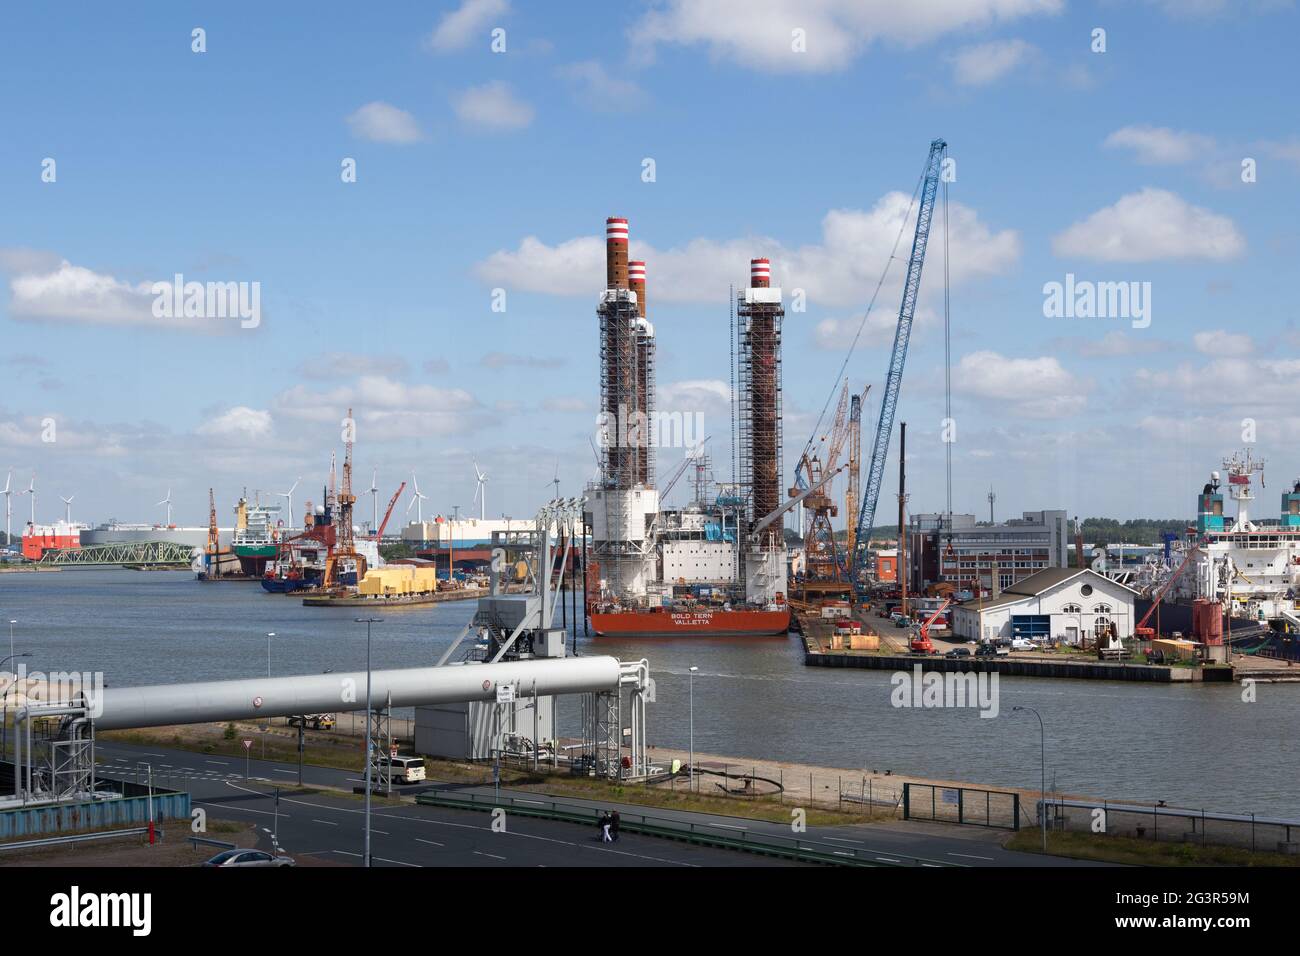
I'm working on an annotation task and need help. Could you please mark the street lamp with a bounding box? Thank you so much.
[1013,705,1047,853]
[356,617,382,868]
[688,666,698,793]
[261,632,276,760]
[1,652,32,762]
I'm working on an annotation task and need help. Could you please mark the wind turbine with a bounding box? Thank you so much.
[59,494,75,524]
[278,478,301,531]
[2,471,12,548]
[544,459,560,500]
[472,459,489,521]
[20,474,35,526]
[368,469,379,533]
[157,487,173,526]
[406,472,427,525]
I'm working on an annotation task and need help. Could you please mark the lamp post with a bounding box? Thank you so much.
[1013,705,1047,853]
[356,617,382,868]
[261,632,276,760]
[1,652,32,763]
[688,665,698,793]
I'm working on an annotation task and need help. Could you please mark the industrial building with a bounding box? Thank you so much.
[951,566,1137,645]
[908,509,1068,593]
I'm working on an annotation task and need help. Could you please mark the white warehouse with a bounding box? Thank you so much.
[952,567,1137,646]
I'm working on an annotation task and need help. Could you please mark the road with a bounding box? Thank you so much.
[93,739,1101,867]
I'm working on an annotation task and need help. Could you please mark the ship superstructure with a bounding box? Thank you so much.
[1173,449,1300,629]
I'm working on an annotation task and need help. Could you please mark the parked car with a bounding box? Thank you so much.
[975,642,1009,657]
[944,647,972,659]
[202,848,295,868]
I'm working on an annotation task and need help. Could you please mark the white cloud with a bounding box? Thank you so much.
[955,350,1089,418]
[274,375,487,441]
[632,0,1063,73]
[426,0,509,53]
[813,306,938,350]
[1052,188,1245,262]
[1192,329,1254,356]
[948,38,1035,86]
[345,101,424,144]
[298,352,409,380]
[541,396,589,413]
[1137,356,1300,411]
[197,406,274,441]
[556,61,648,112]
[1103,125,1215,165]
[452,82,534,130]
[476,194,1018,306]
[1051,330,1169,358]
[7,258,159,327]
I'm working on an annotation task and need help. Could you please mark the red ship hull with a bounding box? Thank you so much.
[590,606,790,638]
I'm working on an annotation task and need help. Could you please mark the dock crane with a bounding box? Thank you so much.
[374,480,407,540]
[1135,546,1201,640]
[849,138,947,603]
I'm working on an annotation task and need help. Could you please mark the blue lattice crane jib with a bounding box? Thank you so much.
[849,138,947,599]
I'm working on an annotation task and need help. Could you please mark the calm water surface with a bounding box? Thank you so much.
[3,569,1295,816]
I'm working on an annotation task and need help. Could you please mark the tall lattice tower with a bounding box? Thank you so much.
[736,258,788,604]
[589,217,659,604]
[736,258,783,544]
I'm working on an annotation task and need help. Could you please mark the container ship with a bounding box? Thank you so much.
[582,218,791,639]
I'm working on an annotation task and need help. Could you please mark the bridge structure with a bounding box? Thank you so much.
[33,540,197,567]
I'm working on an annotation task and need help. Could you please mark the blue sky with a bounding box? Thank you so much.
[2,0,1298,531]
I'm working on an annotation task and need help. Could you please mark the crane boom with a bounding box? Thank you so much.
[375,481,407,540]
[850,138,947,599]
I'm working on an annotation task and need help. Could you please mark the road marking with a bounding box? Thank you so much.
[272,769,296,775]
[312,819,339,826]
[205,760,229,766]
[874,857,901,864]
[141,753,167,757]
[474,850,507,861]
[823,837,864,845]
[221,781,698,867]
[416,838,444,847]
[947,852,995,861]
[374,856,421,868]
[369,829,390,836]
[193,800,289,819]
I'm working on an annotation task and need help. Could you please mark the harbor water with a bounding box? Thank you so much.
[3,569,1296,817]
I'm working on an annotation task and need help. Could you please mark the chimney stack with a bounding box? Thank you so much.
[606,217,629,290]
[750,257,771,289]
[628,260,647,318]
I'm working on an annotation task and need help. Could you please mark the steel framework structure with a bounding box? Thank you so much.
[34,540,196,566]
[850,138,947,598]
[736,293,784,544]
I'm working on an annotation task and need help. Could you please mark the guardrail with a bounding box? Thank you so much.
[417,789,961,867]
[188,836,236,851]
[0,826,160,852]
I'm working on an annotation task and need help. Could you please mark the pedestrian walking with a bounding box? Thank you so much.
[611,810,621,842]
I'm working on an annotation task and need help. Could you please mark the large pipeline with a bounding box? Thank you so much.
[92,656,624,731]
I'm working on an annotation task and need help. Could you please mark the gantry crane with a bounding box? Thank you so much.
[849,138,947,602]
[324,408,366,589]
[793,382,850,585]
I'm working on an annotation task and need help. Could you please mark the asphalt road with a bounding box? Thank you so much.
[93,740,795,868]
[93,739,1101,867]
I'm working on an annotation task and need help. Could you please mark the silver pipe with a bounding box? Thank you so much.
[94,657,623,731]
